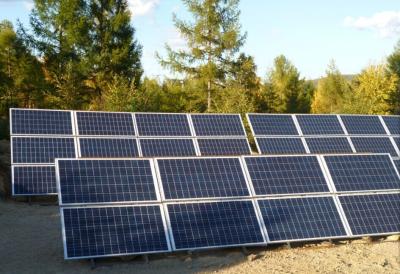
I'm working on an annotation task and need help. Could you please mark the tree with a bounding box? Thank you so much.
[159,0,246,112]
[263,55,312,113]
[343,64,398,114]
[387,41,400,114]
[87,0,143,95]
[311,61,351,113]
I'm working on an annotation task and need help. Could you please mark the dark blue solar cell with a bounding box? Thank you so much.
[296,115,344,135]
[157,158,249,199]
[76,112,135,136]
[256,138,306,154]
[63,205,169,259]
[340,115,386,135]
[248,114,299,136]
[58,159,157,205]
[339,194,400,236]
[393,137,400,151]
[258,197,347,241]
[11,109,73,135]
[382,116,400,135]
[79,138,139,158]
[306,137,353,154]
[351,137,398,157]
[136,113,191,136]
[394,160,400,173]
[197,138,251,156]
[324,154,400,192]
[140,139,196,157]
[13,166,56,195]
[167,201,264,250]
[12,137,76,164]
[244,156,329,195]
[191,114,246,136]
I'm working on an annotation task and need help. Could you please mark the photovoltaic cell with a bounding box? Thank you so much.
[296,115,344,135]
[140,139,196,157]
[339,194,400,236]
[340,115,387,135]
[76,112,135,136]
[256,138,306,154]
[62,205,169,259]
[394,159,400,173]
[135,113,191,136]
[248,114,299,136]
[12,137,76,164]
[157,158,249,199]
[382,116,400,135]
[11,109,73,135]
[258,197,347,242]
[79,138,139,158]
[244,156,329,195]
[351,137,398,157]
[306,137,353,154]
[13,166,56,195]
[191,114,245,136]
[324,154,400,192]
[57,159,157,205]
[393,137,400,150]
[197,138,251,156]
[167,201,264,250]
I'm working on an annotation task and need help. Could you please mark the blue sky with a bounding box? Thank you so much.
[1,0,399,80]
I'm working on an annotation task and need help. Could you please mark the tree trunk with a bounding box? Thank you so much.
[207,79,211,112]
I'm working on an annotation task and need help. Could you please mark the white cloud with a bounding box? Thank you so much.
[343,11,400,38]
[128,0,160,17]
[167,28,186,50]
[23,0,34,11]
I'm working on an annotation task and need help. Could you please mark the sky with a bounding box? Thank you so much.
[0,0,399,80]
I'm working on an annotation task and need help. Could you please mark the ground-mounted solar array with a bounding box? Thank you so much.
[10,109,252,196]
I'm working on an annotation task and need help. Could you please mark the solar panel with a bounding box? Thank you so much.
[296,115,345,135]
[340,115,387,135]
[11,109,73,135]
[393,137,400,151]
[305,137,353,154]
[351,137,398,157]
[62,205,169,259]
[76,111,135,136]
[394,159,400,173]
[57,159,158,205]
[247,114,299,136]
[258,197,347,242]
[12,137,76,164]
[382,116,400,135]
[324,154,400,192]
[197,138,251,156]
[13,166,56,195]
[191,114,246,136]
[135,113,191,136]
[167,200,265,250]
[140,139,196,157]
[256,138,306,154]
[339,194,400,236]
[157,158,249,199]
[244,156,329,195]
[79,138,139,158]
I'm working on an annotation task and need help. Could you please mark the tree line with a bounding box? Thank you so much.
[0,0,399,138]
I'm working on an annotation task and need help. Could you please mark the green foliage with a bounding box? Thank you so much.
[342,64,398,114]
[261,55,313,113]
[159,0,246,111]
[311,61,351,113]
[387,41,400,114]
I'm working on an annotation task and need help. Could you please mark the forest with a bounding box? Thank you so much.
[0,0,399,139]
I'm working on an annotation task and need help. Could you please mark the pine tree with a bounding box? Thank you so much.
[387,41,400,114]
[159,0,246,112]
[88,0,143,95]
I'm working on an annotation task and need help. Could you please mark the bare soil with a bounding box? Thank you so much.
[0,198,399,274]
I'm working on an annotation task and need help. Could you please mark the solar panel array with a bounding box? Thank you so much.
[56,153,400,259]
[10,109,251,196]
[247,114,400,158]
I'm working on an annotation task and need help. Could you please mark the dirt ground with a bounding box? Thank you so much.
[0,199,399,274]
